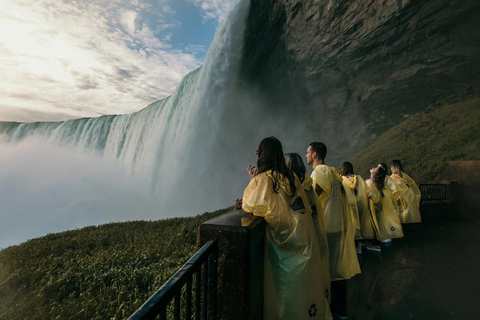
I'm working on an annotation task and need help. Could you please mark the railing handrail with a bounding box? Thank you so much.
[128,239,218,320]
[420,183,448,201]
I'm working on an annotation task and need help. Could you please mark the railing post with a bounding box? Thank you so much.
[198,209,266,320]
[208,248,218,320]
[128,241,217,320]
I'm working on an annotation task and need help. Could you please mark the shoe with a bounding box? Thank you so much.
[356,248,362,254]
[366,245,381,252]
[331,311,348,320]
[361,241,373,247]
[382,239,392,244]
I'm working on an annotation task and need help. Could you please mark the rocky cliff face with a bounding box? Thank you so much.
[241,0,480,162]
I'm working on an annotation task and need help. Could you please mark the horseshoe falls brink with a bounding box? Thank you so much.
[0,1,262,249]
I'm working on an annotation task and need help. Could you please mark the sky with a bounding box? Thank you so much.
[0,0,235,122]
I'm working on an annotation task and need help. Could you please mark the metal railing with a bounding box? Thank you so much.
[128,240,218,320]
[420,183,448,201]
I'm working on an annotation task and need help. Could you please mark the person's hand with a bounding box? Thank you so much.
[370,167,377,178]
[248,165,258,180]
[235,198,243,209]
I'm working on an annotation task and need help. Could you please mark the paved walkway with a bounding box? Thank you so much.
[346,216,480,320]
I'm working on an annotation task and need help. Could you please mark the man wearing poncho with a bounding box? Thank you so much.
[242,137,331,320]
[306,142,360,320]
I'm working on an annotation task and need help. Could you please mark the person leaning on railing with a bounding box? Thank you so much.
[241,137,332,320]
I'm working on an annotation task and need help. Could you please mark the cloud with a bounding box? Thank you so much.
[188,0,235,23]
[119,9,138,36]
[0,0,203,122]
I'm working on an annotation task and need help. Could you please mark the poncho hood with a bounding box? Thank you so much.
[330,167,343,183]
[342,175,357,189]
[302,175,314,191]
[392,173,407,183]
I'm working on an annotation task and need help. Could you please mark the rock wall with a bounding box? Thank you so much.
[241,0,480,162]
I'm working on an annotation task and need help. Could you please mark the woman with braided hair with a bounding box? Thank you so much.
[242,137,331,320]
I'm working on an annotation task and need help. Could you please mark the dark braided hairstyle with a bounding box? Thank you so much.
[256,137,296,194]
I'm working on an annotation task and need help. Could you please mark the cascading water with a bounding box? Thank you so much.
[0,0,253,248]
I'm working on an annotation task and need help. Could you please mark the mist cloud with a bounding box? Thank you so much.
[0,138,165,249]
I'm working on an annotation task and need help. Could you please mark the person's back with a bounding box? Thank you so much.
[390,160,422,223]
[285,152,331,302]
[341,168,376,244]
[313,165,359,279]
[312,165,344,235]
[366,167,404,241]
[243,137,331,320]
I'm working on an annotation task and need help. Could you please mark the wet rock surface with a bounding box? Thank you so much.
[241,0,480,162]
[348,218,480,320]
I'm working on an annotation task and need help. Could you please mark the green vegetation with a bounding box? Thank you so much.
[2,99,479,320]
[350,98,480,183]
[0,208,231,320]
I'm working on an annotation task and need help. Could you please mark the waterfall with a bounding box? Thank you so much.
[0,0,252,248]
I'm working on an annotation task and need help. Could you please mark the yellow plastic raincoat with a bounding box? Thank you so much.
[385,175,399,199]
[391,173,422,223]
[365,179,404,241]
[302,175,331,300]
[243,171,332,320]
[342,175,376,240]
[311,165,361,281]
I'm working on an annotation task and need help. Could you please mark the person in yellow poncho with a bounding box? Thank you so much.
[340,162,379,253]
[378,162,400,199]
[284,152,331,302]
[365,166,404,242]
[306,142,360,320]
[242,137,332,320]
[390,160,422,224]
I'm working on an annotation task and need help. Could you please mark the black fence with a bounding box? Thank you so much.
[420,184,448,201]
[128,240,218,320]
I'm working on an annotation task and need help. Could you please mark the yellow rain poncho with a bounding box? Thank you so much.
[302,175,331,299]
[365,179,404,241]
[391,173,422,223]
[342,175,376,240]
[385,175,398,195]
[243,171,332,320]
[311,165,361,281]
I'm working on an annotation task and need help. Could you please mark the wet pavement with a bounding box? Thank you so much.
[346,216,480,320]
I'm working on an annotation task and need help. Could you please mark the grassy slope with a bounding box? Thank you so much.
[1,98,479,320]
[0,208,231,320]
[349,98,480,183]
